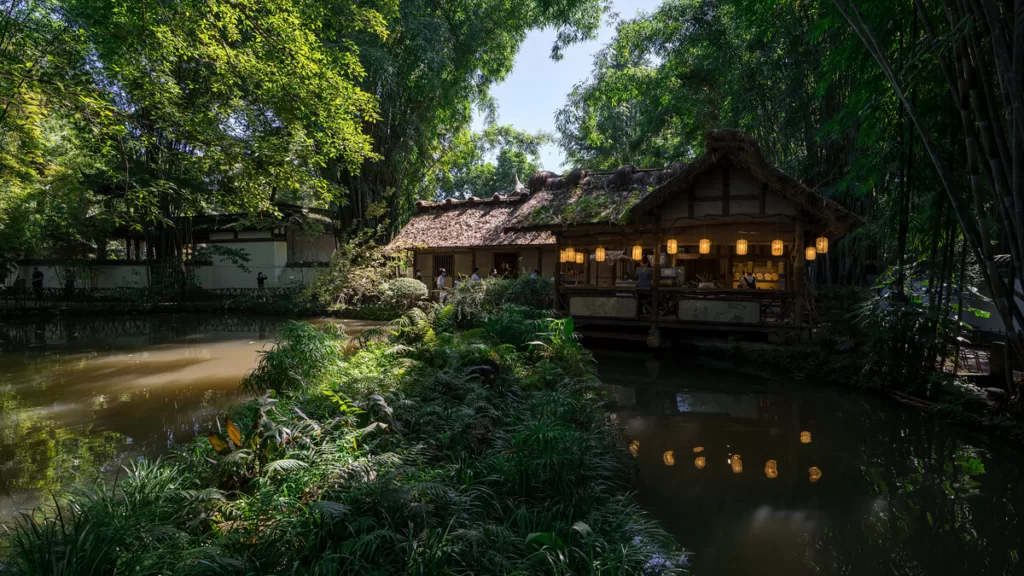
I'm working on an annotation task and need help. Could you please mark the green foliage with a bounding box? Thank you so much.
[428,125,551,199]
[444,275,554,328]
[5,300,688,574]
[381,277,428,307]
[301,239,402,310]
[241,322,346,394]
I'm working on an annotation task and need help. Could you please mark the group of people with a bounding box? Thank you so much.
[415,266,542,302]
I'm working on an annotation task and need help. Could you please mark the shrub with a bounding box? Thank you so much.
[381,277,428,308]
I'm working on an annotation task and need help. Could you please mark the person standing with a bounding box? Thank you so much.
[471,267,481,281]
[740,270,757,289]
[415,269,423,283]
[31,267,44,300]
[257,271,267,289]
[436,268,447,302]
[636,256,652,288]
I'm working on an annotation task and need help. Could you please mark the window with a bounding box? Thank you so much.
[433,255,453,278]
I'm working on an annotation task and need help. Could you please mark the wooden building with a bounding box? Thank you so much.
[387,186,557,287]
[392,130,860,339]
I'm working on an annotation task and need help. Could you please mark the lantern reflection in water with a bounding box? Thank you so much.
[663,450,675,466]
[800,431,812,444]
[764,460,778,479]
[628,440,639,457]
[694,456,706,469]
[693,446,704,453]
[809,466,822,483]
[730,454,743,473]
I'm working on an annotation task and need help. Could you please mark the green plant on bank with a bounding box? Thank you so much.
[442,274,554,329]
[4,295,688,574]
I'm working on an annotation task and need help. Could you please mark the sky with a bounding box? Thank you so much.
[470,0,664,172]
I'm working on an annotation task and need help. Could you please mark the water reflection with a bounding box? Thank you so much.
[597,349,1024,576]
[0,314,380,524]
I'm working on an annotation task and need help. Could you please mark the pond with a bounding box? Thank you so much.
[0,314,381,524]
[596,348,1023,576]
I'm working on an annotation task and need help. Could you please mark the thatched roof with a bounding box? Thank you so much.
[387,193,555,250]
[509,129,862,236]
[390,129,862,251]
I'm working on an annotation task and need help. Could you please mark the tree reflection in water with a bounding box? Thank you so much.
[598,349,1023,576]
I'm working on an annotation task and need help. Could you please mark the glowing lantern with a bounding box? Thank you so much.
[595,247,606,262]
[730,454,743,474]
[699,238,711,255]
[632,245,643,261]
[628,440,639,457]
[663,451,675,466]
[694,456,706,469]
[666,238,678,255]
[575,252,584,264]
[559,249,567,263]
[565,247,576,262]
[693,446,704,453]
[809,466,822,483]
[735,239,748,256]
[771,239,784,256]
[800,431,812,444]
[815,236,829,254]
[764,460,779,479]
[805,246,817,261]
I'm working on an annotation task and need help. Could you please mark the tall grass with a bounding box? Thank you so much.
[3,299,688,574]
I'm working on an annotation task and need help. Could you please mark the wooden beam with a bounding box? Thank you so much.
[722,168,731,216]
[553,234,562,313]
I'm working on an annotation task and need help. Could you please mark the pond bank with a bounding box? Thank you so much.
[1,308,688,574]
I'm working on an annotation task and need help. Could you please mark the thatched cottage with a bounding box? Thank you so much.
[391,129,860,338]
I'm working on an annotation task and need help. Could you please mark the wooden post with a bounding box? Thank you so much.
[553,234,562,313]
[649,226,662,348]
[794,220,805,328]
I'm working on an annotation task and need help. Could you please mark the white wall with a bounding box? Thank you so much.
[287,230,336,263]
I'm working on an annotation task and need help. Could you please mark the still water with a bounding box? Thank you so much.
[0,315,379,523]
[597,349,1024,576]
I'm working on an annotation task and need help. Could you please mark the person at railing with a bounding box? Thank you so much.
[471,267,482,281]
[636,256,652,288]
[257,271,267,289]
[31,267,43,300]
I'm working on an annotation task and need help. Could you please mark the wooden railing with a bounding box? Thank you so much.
[558,285,795,325]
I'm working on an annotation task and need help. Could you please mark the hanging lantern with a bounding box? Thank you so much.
[666,238,678,255]
[628,440,639,457]
[735,239,748,256]
[694,456,706,469]
[805,246,817,261]
[565,247,576,262]
[663,450,675,466]
[809,466,822,483]
[595,247,606,262]
[575,252,584,265]
[771,239,784,257]
[693,446,704,453]
[699,238,711,255]
[730,454,743,474]
[764,460,779,479]
[559,249,567,263]
[632,245,643,261]
[800,431,812,444]
[815,236,829,254]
